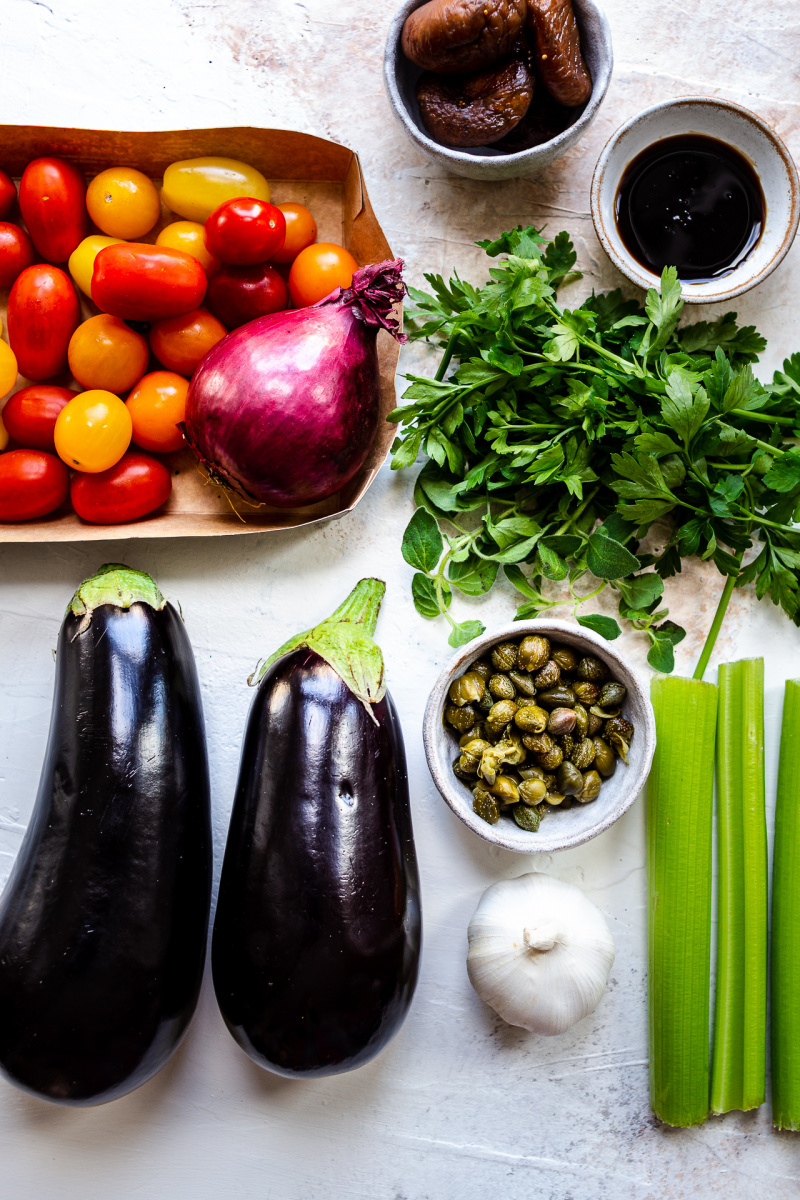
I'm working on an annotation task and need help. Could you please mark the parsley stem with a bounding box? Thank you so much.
[434,328,459,382]
[693,556,743,681]
[729,410,797,427]
[555,485,600,534]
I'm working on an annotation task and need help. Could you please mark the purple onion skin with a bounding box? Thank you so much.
[184,302,381,508]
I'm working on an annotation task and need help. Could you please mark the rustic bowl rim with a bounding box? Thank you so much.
[422,618,656,854]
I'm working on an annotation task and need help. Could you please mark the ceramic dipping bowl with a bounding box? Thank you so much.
[422,619,655,854]
[591,96,800,304]
[384,0,613,181]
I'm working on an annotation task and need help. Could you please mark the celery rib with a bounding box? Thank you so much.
[771,679,800,1130]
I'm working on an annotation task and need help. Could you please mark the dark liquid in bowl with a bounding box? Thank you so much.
[615,134,764,281]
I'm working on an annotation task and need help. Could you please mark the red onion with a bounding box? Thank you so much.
[183,260,405,508]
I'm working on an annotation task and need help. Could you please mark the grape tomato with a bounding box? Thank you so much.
[2,385,75,452]
[162,157,270,223]
[157,221,220,277]
[0,224,35,288]
[0,340,17,400]
[91,243,207,322]
[204,198,285,265]
[70,451,172,525]
[18,157,86,264]
[205,262,288,329]
[0,449,69,522]
[68,235,125,298]
[0,170,16,221]
[7,264,80,382]
[149,308,227,377]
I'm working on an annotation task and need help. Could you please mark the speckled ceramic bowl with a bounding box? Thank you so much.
[423,619,655,853]
[591,96,800,304]
[384,0,613,181]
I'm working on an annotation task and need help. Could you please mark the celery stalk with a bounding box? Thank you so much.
[771,679,800,1130]
[648,675,718,1127]
[710,659,767,1114]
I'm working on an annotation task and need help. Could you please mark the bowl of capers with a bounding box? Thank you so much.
[422,619,656,853]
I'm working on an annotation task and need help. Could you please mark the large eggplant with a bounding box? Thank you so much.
[0,565,212,1105]
[212,579,421,1077]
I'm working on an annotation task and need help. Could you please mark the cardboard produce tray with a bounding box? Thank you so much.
[0,125,400,543]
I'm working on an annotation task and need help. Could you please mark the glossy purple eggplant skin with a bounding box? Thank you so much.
[212,649,421,1077]
[0,602,212,1106]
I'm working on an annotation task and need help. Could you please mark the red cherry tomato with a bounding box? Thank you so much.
[205,263,288,329]
[70,451,172,524]
[18,157,87,264]
[91,243,207,321]
[1,384,76,451]
[288,243,358,308]
[204,198,286,266]
[7,265,81,381]
[0,449,69,521]
[0,170,16,220]
[271,203,317,264]
[0,223,35,288]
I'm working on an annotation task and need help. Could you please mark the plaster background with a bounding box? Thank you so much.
[1,0,800,1195]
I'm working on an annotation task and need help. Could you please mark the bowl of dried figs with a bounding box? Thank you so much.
[384,0,613,180]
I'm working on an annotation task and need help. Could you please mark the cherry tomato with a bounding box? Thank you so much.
[0,223,35,288]
[149,308,227,376]
[91,243,207,321]
[156,221,220,277]
[67,315,149,394]
[0,340,17,399]
[126,371,188,453]
[0,413,8,452]
[206,263,288,329]
[18,157,87,263]
[162,157,270,223]
[86,167,161,239]
[71,450,172,524]
[271,203,318,264]
[7,265,80,381]
[54,390,132,473]
[0,449,69,521]
[288,243,358,308]
[0,170,16,220]
[68,234,124,297]
[2,385,75,451]
[204,198,285,266]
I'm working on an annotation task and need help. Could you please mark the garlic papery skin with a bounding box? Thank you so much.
[466,872,616,1036]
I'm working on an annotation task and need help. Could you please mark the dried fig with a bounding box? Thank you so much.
[527,0,592,107]
[402,0,527,75]
[417,57,533,147]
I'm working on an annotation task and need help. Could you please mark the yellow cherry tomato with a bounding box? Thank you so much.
[156,221,220,277]
[161,157,270,223]
[68,315,149,394]
[0,413,8,452]
[69,235,125,297]
[0,340,17,399]
[87,167,161,239]
[54,390,132,473]
[127,371,189,453]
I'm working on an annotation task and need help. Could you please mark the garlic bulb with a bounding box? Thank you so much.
[466,872,615,1036]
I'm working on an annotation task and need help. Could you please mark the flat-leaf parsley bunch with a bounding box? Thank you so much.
[390,227,800,670]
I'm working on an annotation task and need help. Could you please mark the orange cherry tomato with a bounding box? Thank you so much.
[288,243,358,308]
[54,390,132,473]
[7,264,81,381]
[149,308,227,376]
[18,157,87,263]
[71,451,172,524]
[271,203,317,264]
[68,314,149,394]
[126,371,188,453]
[86,167,161,239]
[156,221,220,277]
[91,243,207,322]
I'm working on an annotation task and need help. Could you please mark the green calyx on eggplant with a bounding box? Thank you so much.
[0,563,212,1105]
[213,578,421,1077]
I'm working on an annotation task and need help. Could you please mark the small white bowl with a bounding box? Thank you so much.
[591,96,800,304]
[422,619,655,854]
[384,0,613,182]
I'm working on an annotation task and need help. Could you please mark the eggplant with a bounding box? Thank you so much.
[0,565,212,1105]
[212,579,421,1077]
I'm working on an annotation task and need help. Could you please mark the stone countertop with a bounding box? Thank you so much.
[1,1,800,1196]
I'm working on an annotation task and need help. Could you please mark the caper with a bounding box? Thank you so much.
[536,684,577,710]
[519,777,547,806]
[539,744,564,771]
[543,772,557,790]
[533,659,561,690]
[453,754,479,780]
[547,707,576,737]
[470,660,493,681]
[590,704,621,721]
[476,689,494,714]
[599,680,627,709]
[519,765,545,781]
[514,704,549,734]
[557,761,584,796]
[570,737,596,769]
[559,732,575,758]
[517,634,550,672]
[550,644,579,672]
[572,681,600,705]
[576,769,602,803]
[587,712,603,736]
[473,787,499,825]
[605,716,634,762]
[513,803,541,832]
[462,738,493,759]
[491,641,518,672]
[444,702,477,732]
[522,732,553,756]
[592,737,616,777]
[544,790,567,806]
[459,722,488,747]
[573,702,589,738]
[509,669,537,698]
[489,775,520,805]
[486,699,517,736]
[448,671,486,707]
[488,673,516,701]
[576,655,608,683]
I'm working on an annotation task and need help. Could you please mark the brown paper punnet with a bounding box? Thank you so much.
[0,126,400,543]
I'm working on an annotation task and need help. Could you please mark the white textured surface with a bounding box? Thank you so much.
[2,1,800,1196]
